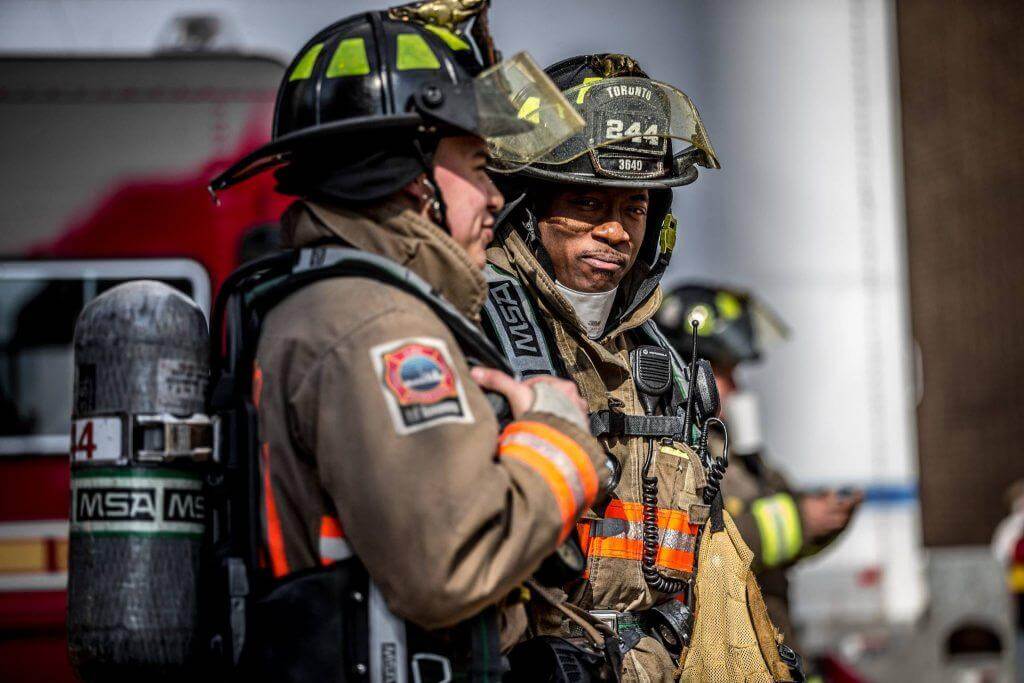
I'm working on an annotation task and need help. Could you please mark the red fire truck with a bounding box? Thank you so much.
[0,53,289,680]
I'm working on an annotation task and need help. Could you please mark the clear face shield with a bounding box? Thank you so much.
[471,52,586,166]
[489,76,720,178]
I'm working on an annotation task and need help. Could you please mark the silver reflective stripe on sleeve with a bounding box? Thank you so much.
[482,264,558,377]
[319,536,353,562]
[369,581,408,683]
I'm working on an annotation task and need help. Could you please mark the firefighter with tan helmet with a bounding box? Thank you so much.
[483,55,802,681]
[657,283,862,662]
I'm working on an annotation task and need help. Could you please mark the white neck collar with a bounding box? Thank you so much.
[555,281,618,340]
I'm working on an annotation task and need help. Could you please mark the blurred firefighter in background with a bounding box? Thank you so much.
[658,283,862,656]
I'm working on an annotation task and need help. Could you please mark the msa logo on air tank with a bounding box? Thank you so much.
[76,488,204,522]
[70,475,205,534]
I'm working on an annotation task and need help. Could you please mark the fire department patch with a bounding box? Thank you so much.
[370,337,473,435]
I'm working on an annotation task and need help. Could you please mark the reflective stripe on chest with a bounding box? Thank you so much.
[577,499,699,573]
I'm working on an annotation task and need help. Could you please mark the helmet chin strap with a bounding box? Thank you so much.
[412,138,449,232]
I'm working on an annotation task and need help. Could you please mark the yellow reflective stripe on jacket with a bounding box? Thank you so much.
[289,42,324,81]
[750,492,802,567]
[500,421,599,542]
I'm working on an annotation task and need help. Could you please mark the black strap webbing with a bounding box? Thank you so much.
[589,411,686,439]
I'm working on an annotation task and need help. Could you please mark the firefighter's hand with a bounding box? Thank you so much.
[799,489,862,540]
[471,368,588,422]
[523,375,589,417]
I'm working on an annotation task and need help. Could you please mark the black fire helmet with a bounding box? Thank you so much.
[656,283,790,369]
[209,1,583,206]
[489,54,720,327]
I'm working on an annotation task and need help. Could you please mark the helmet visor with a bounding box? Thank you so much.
[492,76,719,174]
[749,298,790,350]
[475,52,586,166]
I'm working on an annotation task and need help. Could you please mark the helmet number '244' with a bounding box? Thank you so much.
[605,119,660,146]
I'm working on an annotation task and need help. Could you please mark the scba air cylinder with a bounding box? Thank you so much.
[67,281,211,680]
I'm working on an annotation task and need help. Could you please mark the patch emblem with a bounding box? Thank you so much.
[371,337,473,435]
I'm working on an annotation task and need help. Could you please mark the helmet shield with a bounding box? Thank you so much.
[748,297,790,350]
[492,76,719,179]
[475,52,585,166]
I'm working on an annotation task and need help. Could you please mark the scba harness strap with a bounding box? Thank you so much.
[210,246,510,683]
[481,263,690,439]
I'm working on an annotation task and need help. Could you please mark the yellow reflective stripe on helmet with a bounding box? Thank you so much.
[659,213,678,256]
[289,42,324,81]
[396,33,441,71]
[326,37,371,77]
[751,493,802,567]
[423,24,470,51]
[716,291,743,320]
[575,76,603,104]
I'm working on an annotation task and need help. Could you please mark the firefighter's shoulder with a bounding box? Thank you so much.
[262,275,448,352]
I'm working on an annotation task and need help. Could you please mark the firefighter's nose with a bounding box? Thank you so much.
[593,220,630,246]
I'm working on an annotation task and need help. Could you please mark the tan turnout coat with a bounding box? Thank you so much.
[487,230,792,682]
[253,200,609,645]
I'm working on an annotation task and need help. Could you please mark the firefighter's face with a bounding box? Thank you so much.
[537,186,649,292]
[432,136,504,269]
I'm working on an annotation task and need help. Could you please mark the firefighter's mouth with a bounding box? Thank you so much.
[580,251,628,271]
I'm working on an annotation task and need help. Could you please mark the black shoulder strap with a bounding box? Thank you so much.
[213,247,511,378]
[480,263,560,379]
[290,247,512,373]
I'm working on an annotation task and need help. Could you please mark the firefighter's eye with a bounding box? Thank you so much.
[571,196,600,211]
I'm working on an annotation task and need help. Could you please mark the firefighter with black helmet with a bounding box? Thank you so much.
[484,55,796,681]
[657,283,862,662]
[207,2,616,680]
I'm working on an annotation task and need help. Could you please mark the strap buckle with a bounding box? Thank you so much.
[134,413,213,462]
[588,609,620,634]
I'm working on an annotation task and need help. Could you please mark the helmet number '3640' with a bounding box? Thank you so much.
[605,119,660,146]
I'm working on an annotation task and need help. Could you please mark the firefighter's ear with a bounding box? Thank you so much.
[401,173,432,214]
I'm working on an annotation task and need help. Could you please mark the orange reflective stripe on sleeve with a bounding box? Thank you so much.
[501,442,577,541]
[261,442,290,578]
[499,420,599,542]
[504,421,600,504]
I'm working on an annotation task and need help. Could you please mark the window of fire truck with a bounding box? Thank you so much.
[0,259,210,456]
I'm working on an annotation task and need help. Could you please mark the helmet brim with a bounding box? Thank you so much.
[209,113,423,192]
[505,162,699,189]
